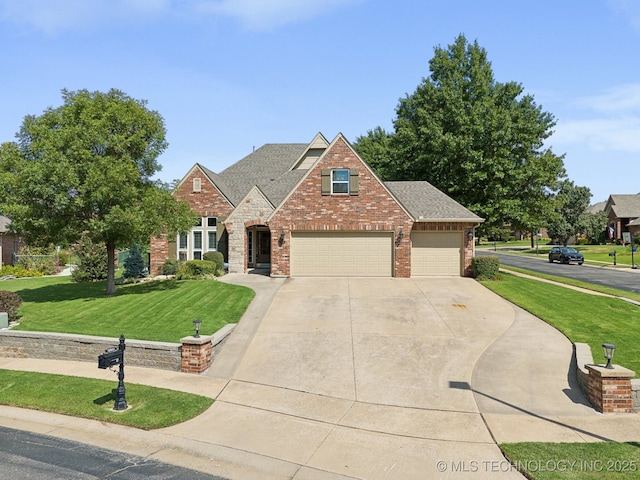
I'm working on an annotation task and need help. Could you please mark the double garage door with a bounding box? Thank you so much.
[290,232,393,276]
[411,232,462,276]
[290,231,463,277]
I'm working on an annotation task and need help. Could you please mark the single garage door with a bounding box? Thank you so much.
[411,232,462,276]
[290,232,393,276]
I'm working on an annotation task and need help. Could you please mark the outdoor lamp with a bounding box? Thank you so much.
[468,231,474,241]
[602,343,616,369]
[398,230,404,240]
[193,319,202,338]
[279,228,285,243]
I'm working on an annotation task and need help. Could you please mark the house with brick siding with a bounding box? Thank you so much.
[604,194,640,241]
[150,133,483,277]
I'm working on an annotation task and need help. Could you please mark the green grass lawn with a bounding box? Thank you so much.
[482,273,640,479]
[481,273,640,375]
[1,276,255,342]
[0,369,213,429]
[501,442,640,479]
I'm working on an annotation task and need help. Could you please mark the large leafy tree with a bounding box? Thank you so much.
[546,180,592,245]
[0,89,196,295]
[355,35,566,235]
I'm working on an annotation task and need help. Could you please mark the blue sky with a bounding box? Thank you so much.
[1,0,638,203]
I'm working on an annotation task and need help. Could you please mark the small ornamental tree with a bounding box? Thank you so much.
[123,244,147,279]
[71,231,108,282]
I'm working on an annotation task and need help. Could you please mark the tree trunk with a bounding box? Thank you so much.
[531,232,535,249]
[106,241,116,296]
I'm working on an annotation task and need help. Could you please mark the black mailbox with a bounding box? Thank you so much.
[98,348,122,369]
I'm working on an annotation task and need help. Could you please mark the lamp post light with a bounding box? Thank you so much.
[535,233,542,255]
[193,319,202,338]
[602,343,616,369]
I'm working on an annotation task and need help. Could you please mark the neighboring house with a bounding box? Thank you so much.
[150,133,483,277]
[604,194,640,241]
[0,215,25,266]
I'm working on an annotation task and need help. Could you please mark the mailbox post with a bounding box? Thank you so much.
[98,334,128,411]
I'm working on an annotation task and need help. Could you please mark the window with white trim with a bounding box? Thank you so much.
[178,216,219,260]
[331,169,349,194]
[192,231,202,260]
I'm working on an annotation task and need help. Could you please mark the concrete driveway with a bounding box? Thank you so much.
[164,277,532,479]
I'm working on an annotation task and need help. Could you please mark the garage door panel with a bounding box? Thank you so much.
[411,232,462,276]
[291,232,393,277]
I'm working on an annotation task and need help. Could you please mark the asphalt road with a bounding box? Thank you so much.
[0,426,226,480]
[477,249,640,294]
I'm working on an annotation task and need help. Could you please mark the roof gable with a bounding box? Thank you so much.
[605,194,640,218]
[268,133,413,224]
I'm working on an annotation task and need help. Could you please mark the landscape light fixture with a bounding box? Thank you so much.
[193,319,202,338]
[602,343,616,369]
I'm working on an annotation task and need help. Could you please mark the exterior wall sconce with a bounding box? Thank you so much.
[602,343,616,369]
[467,231,474,241]
[398,230,404,240]
[279,228,285,245]
[193,319,202,338]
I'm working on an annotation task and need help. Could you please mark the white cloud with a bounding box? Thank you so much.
[552,83,640,154]
[0,0,171,35]
[576,83,640,114]
[194,0,363,31]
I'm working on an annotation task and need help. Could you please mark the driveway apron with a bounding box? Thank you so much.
[163,277,527,479]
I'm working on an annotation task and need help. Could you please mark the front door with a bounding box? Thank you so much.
[256,230,271,267]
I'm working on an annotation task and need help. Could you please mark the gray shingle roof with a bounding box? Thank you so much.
[208,144,307,206]
[384,181,483,222]
[607,194,640,218]
[0,215,10,233]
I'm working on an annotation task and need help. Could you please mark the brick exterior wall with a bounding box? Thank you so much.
[224,187,274,273]
[180,337,212,373]
[269,137,414,277]
[412,222,477,276]
[586,365,635,413]
[149,166,234,275]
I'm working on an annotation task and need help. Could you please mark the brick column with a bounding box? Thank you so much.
[180,335,212,373]
[586,364,636,413]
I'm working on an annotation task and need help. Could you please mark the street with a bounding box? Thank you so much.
[0,426,225,480]
[477,249,640,294]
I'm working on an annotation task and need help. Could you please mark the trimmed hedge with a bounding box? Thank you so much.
[160,259,180,276]
[176,260,218,280]
[471,255,500,280]
[0,291,23,322]
[202,251,224,272]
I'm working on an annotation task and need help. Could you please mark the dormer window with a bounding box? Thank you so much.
[331,169,350,194]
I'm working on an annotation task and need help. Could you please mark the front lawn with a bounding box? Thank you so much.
[1,276,255,343]
[0,369,213,429]
[501,442,640,479]
[481,273,640,375]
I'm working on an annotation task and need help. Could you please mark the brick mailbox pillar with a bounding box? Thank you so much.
[180,335,212,373]
[586,364,636,413]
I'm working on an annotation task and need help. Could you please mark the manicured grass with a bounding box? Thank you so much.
[500,265,640,304]
[0,369,213,430]
[1,276,255,342]
[501,442,640,479]
[481,273,640,375]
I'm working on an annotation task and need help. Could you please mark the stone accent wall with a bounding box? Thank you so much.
[269,137,414,277]
[412,222,477,276]
[0,330,182,371]
[0,325,235,373]
[150,166,234,275]
[224,187,274,273]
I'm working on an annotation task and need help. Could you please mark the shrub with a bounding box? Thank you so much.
[577,238,590,245]
[57,249,70,266]
[0,291,22,322]
[176,260,217,280]
[123,244,148,279]
[71,232,108,282]
[472,255,500,280]
[0,264,44,278]
[160,259,180,276]
[15,246,60,275]
[202,251,224,272]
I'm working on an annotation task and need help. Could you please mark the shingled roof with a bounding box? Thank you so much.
[606,194,640,218]
[202,144,307,207]
[190,136,482,223]
[385,181,483,222]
